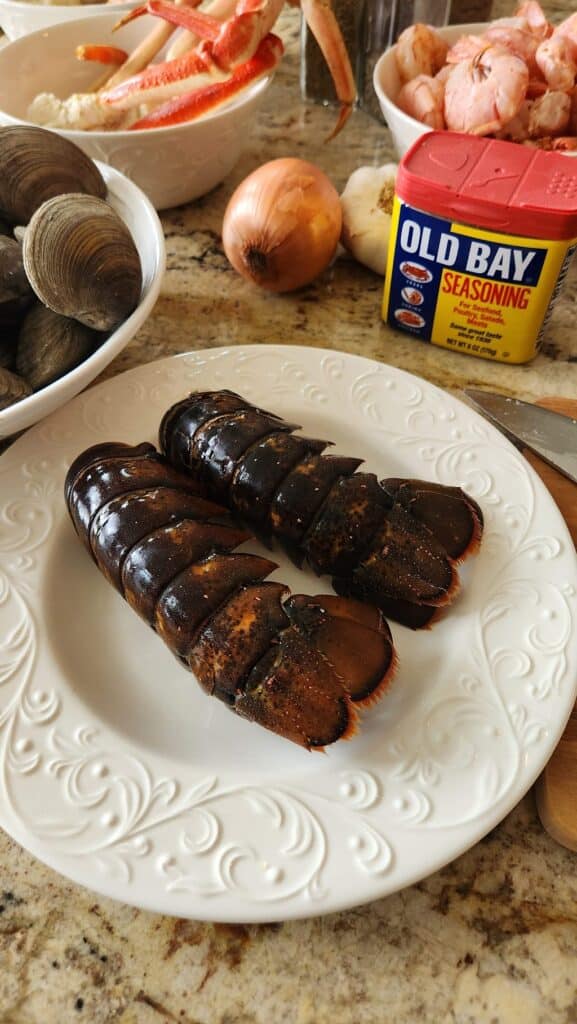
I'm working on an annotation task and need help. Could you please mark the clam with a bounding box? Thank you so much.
[0,126,107,226]
[16,304,97,391]
[0,367,32,411]
[0,235,34,326]
[0,331,18,370]
[23,194,142,332]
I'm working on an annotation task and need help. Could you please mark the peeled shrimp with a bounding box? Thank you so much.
[528,89,571,136]
[516,2,552,41]
[536,13,577,90]
[483,19,540,71]
[395,24,448,85]
[444,46,529,136]
[398,74,445,130]
[494,98,532,141]
[446,34,486,64]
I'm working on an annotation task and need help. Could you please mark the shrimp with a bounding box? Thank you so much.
[397,74,445,130]
[569,86,577,133]
[446,35,486,64]
[515,2,552,42]
[444,46,529,136]
[395,23,448,85]
[527,89,571,137]
[447,18,541,73]
[495,98,532,141]
[483,19,540,72]
[536,13,577,91]
[532,135,577,150]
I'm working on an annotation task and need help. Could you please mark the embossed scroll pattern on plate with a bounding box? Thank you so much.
[0,346,575,921]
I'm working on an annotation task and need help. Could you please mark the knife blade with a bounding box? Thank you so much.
[464,389,577,486]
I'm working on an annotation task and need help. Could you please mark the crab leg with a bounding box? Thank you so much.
[298,0,355,135]
[166,0,237,60]
[105,0,355,135]
[118,0,284,69]
[101,38,223,108]
[76,44,129,64]
[128,32,283,128]
[101,0,204,92]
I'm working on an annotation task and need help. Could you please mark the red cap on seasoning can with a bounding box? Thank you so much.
[396,132,577,241]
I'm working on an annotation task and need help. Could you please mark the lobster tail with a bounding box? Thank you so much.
[65,442,396,749]
[160,391,483,629]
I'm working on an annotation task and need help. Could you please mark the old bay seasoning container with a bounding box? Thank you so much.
[383,132,577,363]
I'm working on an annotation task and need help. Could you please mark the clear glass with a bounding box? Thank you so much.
[358,0,452,118]
[300,0,452,121]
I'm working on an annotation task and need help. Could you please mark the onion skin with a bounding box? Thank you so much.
[222,158,342,293]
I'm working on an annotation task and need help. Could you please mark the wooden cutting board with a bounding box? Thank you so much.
[522,398,577,852]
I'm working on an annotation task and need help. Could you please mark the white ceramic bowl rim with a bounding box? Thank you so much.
[0,0,127,9]
[0,160,165,431]
[0,12,273,138]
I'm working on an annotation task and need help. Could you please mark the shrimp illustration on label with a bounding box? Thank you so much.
[401,286,424,306]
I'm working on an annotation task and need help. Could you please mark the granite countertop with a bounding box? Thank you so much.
[2,3,577,1023]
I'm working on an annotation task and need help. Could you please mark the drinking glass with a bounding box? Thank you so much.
[300,0,452,121]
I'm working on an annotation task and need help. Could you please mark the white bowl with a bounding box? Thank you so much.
[0,11,273,210]
[0,159,165,440]
[373,22,487,159]
[0,0,128,41]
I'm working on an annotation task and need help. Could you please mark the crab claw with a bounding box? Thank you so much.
[76,44,129,64]
[127,32,283,129]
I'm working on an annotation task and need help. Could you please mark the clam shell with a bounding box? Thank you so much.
[0,331,18,370]
[16,304,97,391]
[23,194,143,332]
[0,235,34,326]
[0,126,106,226]
[0,366,32,411]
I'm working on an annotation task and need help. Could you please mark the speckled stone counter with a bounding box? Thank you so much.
[2,4,577,1023]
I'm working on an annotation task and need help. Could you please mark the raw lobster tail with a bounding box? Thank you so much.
[159,391,484,629]
[65,441,396,749]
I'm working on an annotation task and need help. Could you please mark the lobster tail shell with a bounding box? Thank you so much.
[65,442,397,749]
[160,391,483,629]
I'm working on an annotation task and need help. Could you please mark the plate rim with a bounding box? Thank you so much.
[1,343,576,922]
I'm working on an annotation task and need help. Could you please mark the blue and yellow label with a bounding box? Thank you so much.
[383,199,576,364]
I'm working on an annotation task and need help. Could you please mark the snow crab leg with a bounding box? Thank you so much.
[97,0,356,133]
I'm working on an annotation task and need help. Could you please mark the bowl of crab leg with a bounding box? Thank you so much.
[374,1,577,158]
[0,1,356,210]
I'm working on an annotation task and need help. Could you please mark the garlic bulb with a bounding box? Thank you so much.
[340,164,398,275]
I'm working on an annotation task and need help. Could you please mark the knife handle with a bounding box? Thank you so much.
[529,399,577,850]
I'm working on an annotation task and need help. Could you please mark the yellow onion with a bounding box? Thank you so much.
[222,158,342,293]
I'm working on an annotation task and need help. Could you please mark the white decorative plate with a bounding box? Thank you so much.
[1,345,576,923]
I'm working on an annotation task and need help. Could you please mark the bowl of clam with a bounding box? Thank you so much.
[0,124,165,440]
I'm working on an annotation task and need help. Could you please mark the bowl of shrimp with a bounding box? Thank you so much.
[374,4,577,157]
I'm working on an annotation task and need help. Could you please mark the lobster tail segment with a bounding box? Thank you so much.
[284,594,397,708]
[381,479,484,562]
[160,391,484,630]
[65,441,396,749]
